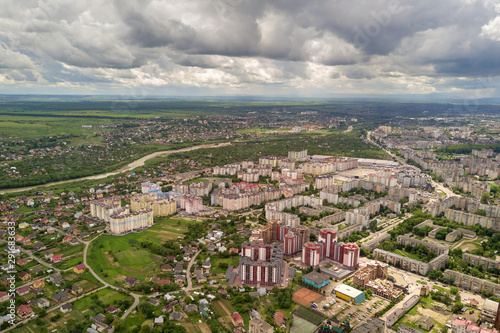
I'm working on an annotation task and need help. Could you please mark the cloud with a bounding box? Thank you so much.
[0,0,498,96]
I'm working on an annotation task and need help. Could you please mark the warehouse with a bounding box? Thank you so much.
[333,284,365,304]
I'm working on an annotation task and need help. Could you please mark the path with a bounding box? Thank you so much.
[0,142,232,195]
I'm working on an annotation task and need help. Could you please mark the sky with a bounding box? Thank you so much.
[0,0,500,99]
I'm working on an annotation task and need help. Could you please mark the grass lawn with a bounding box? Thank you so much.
[54,256,84,270]
[394,249,427,262]
[73,288,131,317]
[416,280,427,285]
[124,312,149,332]
[54,243,85,257]
[87,231,167,284]
[432,285,451,294]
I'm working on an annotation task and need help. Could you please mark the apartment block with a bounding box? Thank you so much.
[462,253,500,270]
[239,243,283,286]
[443,270,500,297]
[109,206,153,234]
[373,249,448,275]
[396,235,449,255]
[130,194,177,217]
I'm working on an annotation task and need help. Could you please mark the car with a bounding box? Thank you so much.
[311,304,317,308]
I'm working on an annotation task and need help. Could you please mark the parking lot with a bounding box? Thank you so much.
[312,286,389,328]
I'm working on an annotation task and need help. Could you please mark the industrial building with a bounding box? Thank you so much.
[302,271,330,289]
[333,284,365,304]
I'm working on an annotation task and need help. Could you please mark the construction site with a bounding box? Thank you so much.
[352,260,404,300]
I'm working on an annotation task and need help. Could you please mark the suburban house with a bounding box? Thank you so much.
[106,306,118,314]
[174,275,186,286]
[169,311,183,321]
[36,298,50,308]
[49,273,64,287]
[17,286,30,296]
[73,264,86,274]
[62,235,73,244]
[125,276,139,286]
[0,291,9,303]
[33,279,45,289]
[19,271,31,282]
[231,312,244,327]
[156,279,170,286]
[53,291,71,303]
[71,285,83,295]
[161,264,172,272]
[60,303,72,313]
[17,304,32,319]
[148,298,161,307]
[51,254,62,263]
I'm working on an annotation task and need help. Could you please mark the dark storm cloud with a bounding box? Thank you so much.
[0,0,499,95]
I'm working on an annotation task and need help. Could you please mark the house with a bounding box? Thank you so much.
[417,316,434,331]
[44,252,54,260]
[71,285,83,295]
[201,260,211,269]
[164,293,175,302]
[36,298,50,308]
[468,299,479,308]
[229,247,239,254]
[125,276,139,286]
[33,279,45,289]
[17,304,32,318]
[161,264,172,272]
[106,306,118,314]
[60,303,72,313]
[274,311,285,327]
[174,263,183,274]
[0,291,9,303]
[62,235,73,244]
[231,312,244,327]
[156,279,170,286]
[163,304,173,313]
[73,264,86,274]
[50,273,64,287]
[169,311,183,321]
[22,237,32,246]
[154,316,164,326]
[197,275,207,283]
[148,297,161,307]
[17,286,30,296]
[53,291,70,303]
[249,318,273,333]
[185,304,198,312]
[51,254,62,263]
[19,271,31,281]
[174,275,186,286]
[32,243,47,252]
[17,259,28,267]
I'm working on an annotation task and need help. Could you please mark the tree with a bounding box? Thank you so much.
[450,286,459,295]
[481,193,490,204]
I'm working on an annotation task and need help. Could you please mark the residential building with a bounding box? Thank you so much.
[249,317,274,333]
[231,312,244,327]
[417,316,434,331]
[239,243,283,287]
[399,324,424,333]
[444,270,500,297]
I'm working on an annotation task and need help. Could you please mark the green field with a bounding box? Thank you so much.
[294,307,326,325]
[87,218,193,283]
[395,249,427,262]
[73,288,131,314]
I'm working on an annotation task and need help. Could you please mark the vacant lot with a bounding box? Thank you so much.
[87,218,193,283]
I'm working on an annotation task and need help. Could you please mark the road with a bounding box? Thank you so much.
[0,142,232,195]
[366,131,455,198]
[185,250,202,293]
[82,237,142,328]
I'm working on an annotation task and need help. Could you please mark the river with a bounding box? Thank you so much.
[0,142,231,195]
